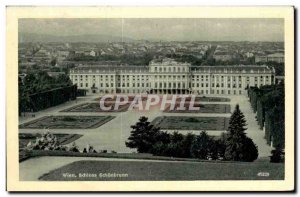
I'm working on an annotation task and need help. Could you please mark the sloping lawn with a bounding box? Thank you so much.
[39,160,284,181]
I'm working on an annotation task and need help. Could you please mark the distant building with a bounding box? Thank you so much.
[213,51,233,61]
[89,50,96,57]
[47,71,65,77]
[69,58,275,95]
[255,53,284,63]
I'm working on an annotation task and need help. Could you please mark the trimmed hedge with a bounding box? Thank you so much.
[27,85,77,112]
[247,84,284,147]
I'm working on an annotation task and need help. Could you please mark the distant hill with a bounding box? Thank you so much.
[18,32,135,43]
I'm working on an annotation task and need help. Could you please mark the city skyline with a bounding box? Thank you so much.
[19,18,284,42]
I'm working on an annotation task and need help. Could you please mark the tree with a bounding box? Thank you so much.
[240,137,258,162]
[270,146,284,163]
[224,104,258,162]
[181,133,196,158]
[191,131,212,160]
[125,116,162,153]
[55,74,72,86]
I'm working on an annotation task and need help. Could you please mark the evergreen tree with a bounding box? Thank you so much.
[181,133,196,158]
[225,104,258,162]
[125,116,161,153]
[191,131,212,160]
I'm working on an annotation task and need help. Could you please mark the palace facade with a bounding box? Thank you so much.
[69,58,275,95]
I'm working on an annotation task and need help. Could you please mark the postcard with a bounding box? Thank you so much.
[6,6,294,191]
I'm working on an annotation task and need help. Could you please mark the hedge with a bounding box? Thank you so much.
[26,85,77,112]
[247,84,285,147]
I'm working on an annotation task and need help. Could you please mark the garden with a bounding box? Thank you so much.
[164,103,231,113]
[151,116,229,130]
[19,115,115,129]
[61,102,130,112]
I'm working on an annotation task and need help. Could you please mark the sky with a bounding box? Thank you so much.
[19,18,284,42]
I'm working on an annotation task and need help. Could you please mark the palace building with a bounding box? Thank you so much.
[69,58,275,95]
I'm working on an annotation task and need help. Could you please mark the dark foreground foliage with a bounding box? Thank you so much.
[126,110,259,162]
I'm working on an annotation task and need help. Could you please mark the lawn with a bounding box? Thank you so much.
[195,96,230,102]
[61,102,130,112]
[94,96,230,102]
[164,103,231,113]
[19,115,115,129]
[39,160,284,181]
[94,95,148,102]
[151,116,229,130]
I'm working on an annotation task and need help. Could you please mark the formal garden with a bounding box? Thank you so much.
[61,102,130,112]
[151,116,229,130]
[19,115,115,129]
[164,103,231,113]
[126,105,261,162]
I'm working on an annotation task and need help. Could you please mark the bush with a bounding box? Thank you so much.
[239,137,258,162]
[61,117,77,122]
[69,142,80,152]
[270,147,284,163]
[191,131,212,160]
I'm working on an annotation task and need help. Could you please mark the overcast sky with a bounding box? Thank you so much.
[19,18,284,42]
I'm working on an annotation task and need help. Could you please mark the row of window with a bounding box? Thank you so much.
[154,82,187,89]
[153,66,188,73]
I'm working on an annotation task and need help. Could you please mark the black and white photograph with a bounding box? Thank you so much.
[5,6,295,192]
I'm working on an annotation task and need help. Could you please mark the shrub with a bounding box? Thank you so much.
[69,142,80,152]
[62,116,77,122]
[270,146,285,163]
[191,131,212,160]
